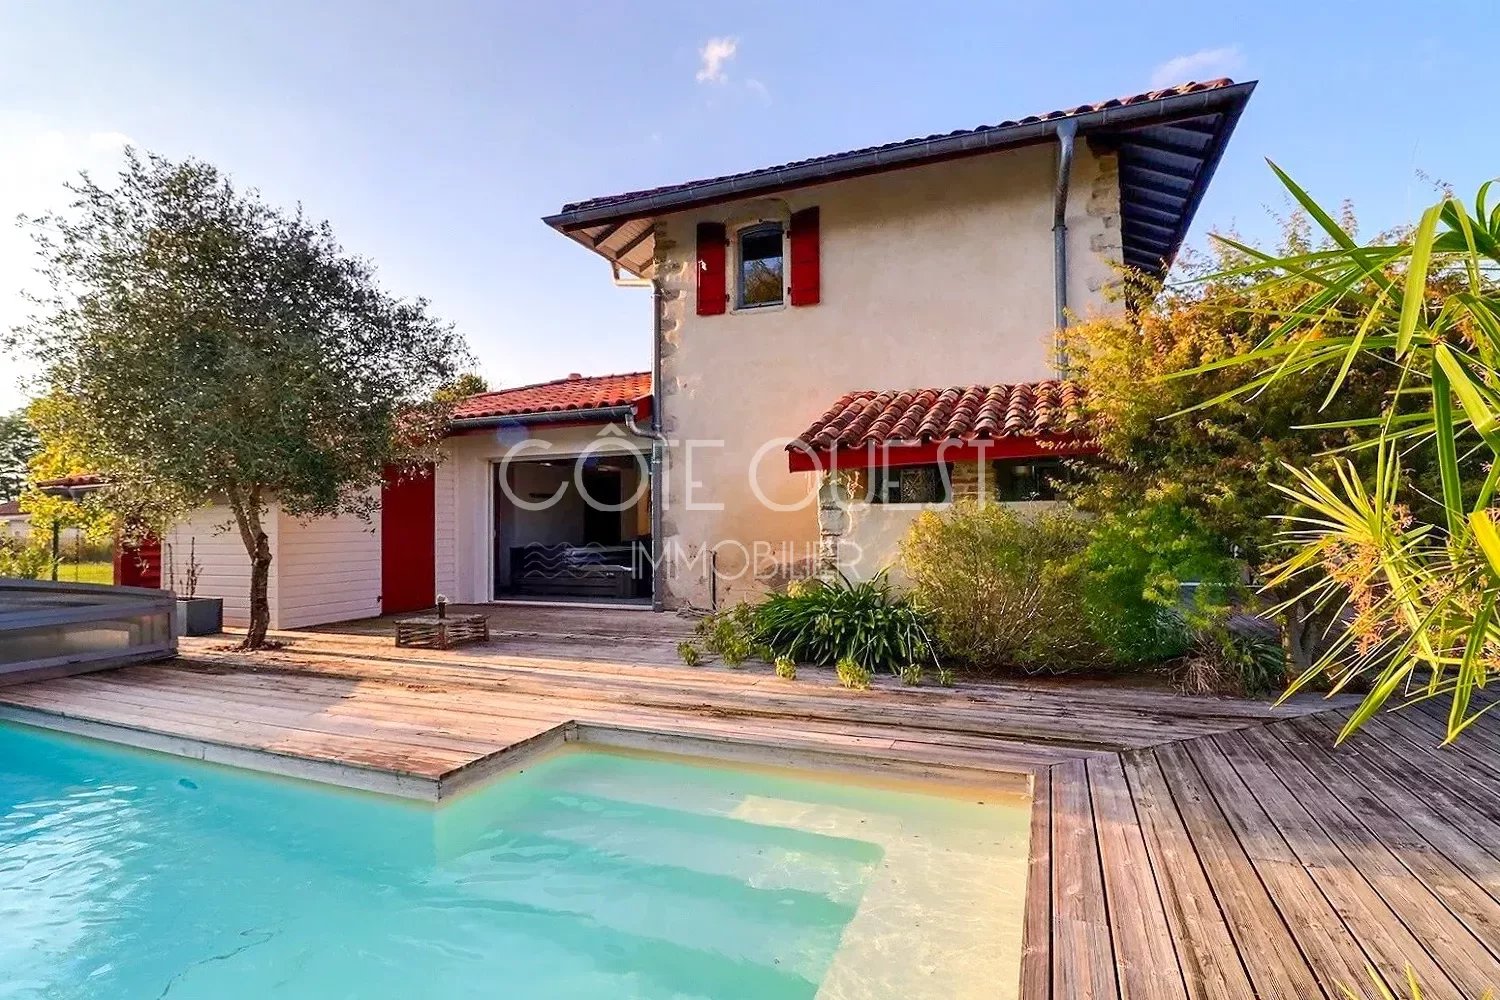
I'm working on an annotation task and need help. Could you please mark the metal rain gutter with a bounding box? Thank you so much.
[625,280,667,612]
[542,83,1256,232]
[1052,118,1078,374]
[446,404,641,432]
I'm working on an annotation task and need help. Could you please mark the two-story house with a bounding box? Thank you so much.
[139,79,1254,627]
[537,78,1254,611]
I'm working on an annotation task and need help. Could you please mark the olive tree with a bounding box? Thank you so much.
[13,150,468,648]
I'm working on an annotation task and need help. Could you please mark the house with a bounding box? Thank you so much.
[542,78,1254,609]
[0,500,27,538]
[137,376,657,629]
[125,78,1255,626]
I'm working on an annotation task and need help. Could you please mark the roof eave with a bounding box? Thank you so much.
[445,401,646,433]
[542,82,1257,234]
[1151,83,1254,276]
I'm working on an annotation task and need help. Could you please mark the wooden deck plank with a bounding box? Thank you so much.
[1050,759,1120,1000]
[1236,723,1500,995]
[191,643,1291,753]
[1019,769,1052,1000]
[159,659,1074,767]
[1274,716,1500,965]
[1174,736,1382,996]
[1117,750,1256,1000]
[181,650,1190,757]
[1150,742,1327,1000]
[1085,754,1188,1000]
[80,670,558,754]
[1385,703,1500,784]
[0,686,471,778]
[1356,714,1500,833]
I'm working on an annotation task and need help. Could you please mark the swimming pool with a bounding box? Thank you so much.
[0,721,1030,999]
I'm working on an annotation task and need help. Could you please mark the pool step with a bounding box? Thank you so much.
[160,884,822,1000]
[439,818,863,980]
[516,789,879,905]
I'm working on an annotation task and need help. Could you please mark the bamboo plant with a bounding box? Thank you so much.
[1189,165,1500,742]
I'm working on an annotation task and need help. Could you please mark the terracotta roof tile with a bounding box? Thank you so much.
[792,381,1086,451]
[450,372,652,422]
[559,80,1236,215]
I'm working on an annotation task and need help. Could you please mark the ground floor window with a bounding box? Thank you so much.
[869,463,952,504]
[993,457,1072,502]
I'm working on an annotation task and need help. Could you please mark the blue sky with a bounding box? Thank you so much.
[2,1,1494,411]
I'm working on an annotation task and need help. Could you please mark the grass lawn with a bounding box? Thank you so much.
[55,561,113,585]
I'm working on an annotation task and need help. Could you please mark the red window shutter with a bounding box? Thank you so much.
[789,207,820,306]
[696,222,727,316]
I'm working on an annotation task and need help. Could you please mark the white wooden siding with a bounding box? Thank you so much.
[160,505,268,628]
[274,506,381,629]
[434,453,458,600]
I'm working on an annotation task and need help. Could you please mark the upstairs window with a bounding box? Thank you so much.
[737,223,784,308]
[994,457,1072,502]
[870,464,952,505]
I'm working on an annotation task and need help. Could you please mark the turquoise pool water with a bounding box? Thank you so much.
[0,722,1030,999]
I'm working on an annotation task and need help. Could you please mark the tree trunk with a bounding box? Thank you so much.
[1282,594,1338,674]
[227,485,273,651]
[245,532,272,649]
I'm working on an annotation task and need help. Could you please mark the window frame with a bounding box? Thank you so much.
[867,463,954,506]
[734,221,787,310]
[992,457,1071,502]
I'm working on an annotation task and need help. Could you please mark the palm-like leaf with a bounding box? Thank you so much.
[1193,167,1500,742]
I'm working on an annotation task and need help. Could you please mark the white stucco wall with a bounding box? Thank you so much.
[274,506,381,629]
[437,423,651,603]
[654,141,1123,608]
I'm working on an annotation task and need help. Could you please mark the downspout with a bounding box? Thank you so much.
[1052,118,1079,374]
[624,277,666,612]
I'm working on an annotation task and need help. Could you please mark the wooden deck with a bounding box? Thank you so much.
[0,605,1496,998]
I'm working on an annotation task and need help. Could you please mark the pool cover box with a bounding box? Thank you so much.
[0,578,177,684]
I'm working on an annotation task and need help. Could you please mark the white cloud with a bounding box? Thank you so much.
[1149,46,1244,89]
[0,123,134,410]
[745,78,771,104]
[695,36,737,84]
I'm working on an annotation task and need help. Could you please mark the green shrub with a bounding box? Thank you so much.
[899,663,923,686]
[902,501,1110,673]
[676,641,702,667]
[751,573,935,674]
[835,657,872,690]
[1075,501,1242,664]
[936,665,955,687]
[773,655,797,680]
[719,637,750,667]
[1178,622,1287,696]
[0,535,54,580]
[695,604,757,666]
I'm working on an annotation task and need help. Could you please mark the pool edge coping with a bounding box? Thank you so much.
[0,704,1037,804]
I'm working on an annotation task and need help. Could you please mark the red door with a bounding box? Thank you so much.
[381,464,436,614]
[115,534,162,589]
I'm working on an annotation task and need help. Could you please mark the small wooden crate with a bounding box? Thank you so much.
[394,614,490,650]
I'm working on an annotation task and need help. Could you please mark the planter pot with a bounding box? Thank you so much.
[176,597,223,637]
